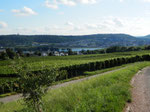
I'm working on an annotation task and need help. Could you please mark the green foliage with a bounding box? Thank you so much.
[0,52,9,60]
[34,51,41,56]
[0,92,16,98]
[6,48,16,59]
[12,60,58,112]
[105,46,143,53]
[83,64,128,76]
[67,48,73,55]
[0,48,17,60]
[0,102,3,108]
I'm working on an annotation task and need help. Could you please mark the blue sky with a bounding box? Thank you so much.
[0,0,150,36]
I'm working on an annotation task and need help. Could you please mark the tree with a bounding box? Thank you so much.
[145,45,150,50]
[48,52,53,56]
[81,49,86,54]
[67,48,73,55]
[0,52,9,60]
[127,46,136,51]
[17,49,24,57]
[87,50,90,54]
[34,51,42,56]
[120,46,127,52]
[26,53,30,57]
[12,60,58,112]
[6,48,16,59]
[106,46,121,53]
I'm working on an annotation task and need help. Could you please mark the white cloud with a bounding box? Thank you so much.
[113,18,124,27]
[143,0,150,2]
[74,26,82,30]
[0,21,8,29]
[2,16,150,36]
[45,0,58,9]
[58,17,150,36]
[59,0,76,6]
[85,23,98,29]
[78,0,97,4]
[45,0,98,9]
[94,17,150,36]
[66,21,74,26]
[45,0,76,9]
[119,0,124,2]
[12,7,37,16]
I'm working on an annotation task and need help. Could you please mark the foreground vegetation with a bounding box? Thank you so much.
[0,62,150,112]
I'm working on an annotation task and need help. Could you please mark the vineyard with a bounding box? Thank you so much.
[1,61,150,112]
[0,50,150,95]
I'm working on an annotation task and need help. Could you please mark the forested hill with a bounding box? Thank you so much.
[0,34,150,47]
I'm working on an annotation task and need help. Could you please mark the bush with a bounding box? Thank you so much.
[12,61,58,112]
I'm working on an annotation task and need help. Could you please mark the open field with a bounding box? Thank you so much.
[0,62,150,112]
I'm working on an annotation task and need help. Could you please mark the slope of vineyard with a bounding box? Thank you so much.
[0,50,150,75]
[1,62,150,112]
[0,50,150,95]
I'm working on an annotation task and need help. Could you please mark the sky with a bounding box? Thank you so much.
[0,0,150,36]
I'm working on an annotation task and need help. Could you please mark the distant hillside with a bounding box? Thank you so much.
[0,34,150,48]
[139,34,150,39]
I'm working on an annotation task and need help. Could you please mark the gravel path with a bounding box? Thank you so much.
[0,67,126,103]
[125,67,150,112]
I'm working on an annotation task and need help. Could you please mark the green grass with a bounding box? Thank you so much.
[0,92,16,98]
[1,61,150,112]
[52,63,129,85]
[0,78,17,85]
[83,63,130,76]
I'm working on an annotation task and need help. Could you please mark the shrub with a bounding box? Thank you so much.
[12,61,58,112]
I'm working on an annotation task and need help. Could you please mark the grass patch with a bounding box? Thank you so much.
[0,92,17,98]
[0,62,150,112]
[54,63,134,85]
[83,64,130,76]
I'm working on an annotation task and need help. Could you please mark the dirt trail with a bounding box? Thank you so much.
[0,67,126,103]
[125,67,150,112]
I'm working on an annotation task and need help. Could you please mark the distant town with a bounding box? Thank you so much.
[0,47,92,60]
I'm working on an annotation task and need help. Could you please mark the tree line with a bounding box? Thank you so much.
[1,45,150,60]
[80,45,150,54]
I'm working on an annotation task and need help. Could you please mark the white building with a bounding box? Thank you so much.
[41,52,48,56]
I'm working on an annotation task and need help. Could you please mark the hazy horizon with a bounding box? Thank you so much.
[0,33,149,37]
